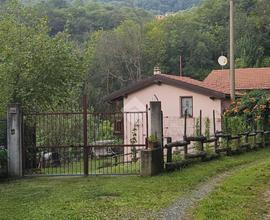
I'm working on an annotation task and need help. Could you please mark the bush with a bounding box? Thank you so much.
[224,90,270,131]
[0,147,7,166]
[0,147,8,178]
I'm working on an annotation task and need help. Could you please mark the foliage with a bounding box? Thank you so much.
[97,0,202,14]
[204,117,212,153]
[194,118,200,136]
[27,115,120,149]
[84,0,270,110]
[224,90,269,130]
[0,1,85,113]
[84,20,146,105]
[225,116,250,135]
[0,119,6,147]
[193,118,201,151]
[2,0,270,112]
[33,0,153,42]
[148,134,158,143]
[130,119,140,145]
[97,120,114,140]
[0,147,7,167]
[204,118,210,139]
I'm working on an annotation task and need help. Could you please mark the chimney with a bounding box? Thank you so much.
[154,66,161,75]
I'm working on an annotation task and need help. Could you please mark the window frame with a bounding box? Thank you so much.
[180,96,193,118]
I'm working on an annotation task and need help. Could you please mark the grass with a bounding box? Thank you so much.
[27,156,140,175]
[2,149,270,219]
[42,158,140,175]
[192,156,270,220]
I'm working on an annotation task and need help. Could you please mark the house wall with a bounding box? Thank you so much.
[124,83,223,143]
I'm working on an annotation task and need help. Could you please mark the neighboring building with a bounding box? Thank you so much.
[155,12,176,21]
[204,67,270,94]
[105,67,270,142]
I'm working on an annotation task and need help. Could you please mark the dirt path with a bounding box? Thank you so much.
[152,162,260,220]
[154,172,230,220]
[263,183,270,220]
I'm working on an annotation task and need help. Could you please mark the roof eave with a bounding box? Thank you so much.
[104,74,227,102]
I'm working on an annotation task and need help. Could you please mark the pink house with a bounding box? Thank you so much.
[106,73,228,143]
[106,67,270,143]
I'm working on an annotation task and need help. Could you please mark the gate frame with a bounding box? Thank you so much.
[21,96,149,176]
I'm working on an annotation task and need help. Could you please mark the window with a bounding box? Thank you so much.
[180,97,193,117]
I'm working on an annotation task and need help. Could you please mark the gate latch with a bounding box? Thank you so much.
[11,129,15,135]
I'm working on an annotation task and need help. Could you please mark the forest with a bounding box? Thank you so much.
[97,0,202,14]
[0,0,270,113]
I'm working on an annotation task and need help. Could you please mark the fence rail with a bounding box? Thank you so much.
[164,110,270,171]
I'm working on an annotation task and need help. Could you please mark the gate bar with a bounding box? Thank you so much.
[83,95,89,176]
[146,104,149,148]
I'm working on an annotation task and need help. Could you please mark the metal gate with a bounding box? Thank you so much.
[23,106,148,176]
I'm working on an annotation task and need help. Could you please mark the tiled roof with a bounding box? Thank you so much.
[204,68,270,93]
[159,74,206,87]
[160,74,233,94]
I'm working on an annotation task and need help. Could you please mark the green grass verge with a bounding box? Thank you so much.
[1,149,270,219]
[192,156,270,220]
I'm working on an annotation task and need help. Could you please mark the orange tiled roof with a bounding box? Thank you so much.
[159,74,231,94]
[159,74,206,87]
[204,67,270,93]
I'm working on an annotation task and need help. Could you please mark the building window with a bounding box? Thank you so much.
[180,97,193,117]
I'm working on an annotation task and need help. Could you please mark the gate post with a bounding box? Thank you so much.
[150,101,163,146]
[7,103,23,177]
[140,101,164,176]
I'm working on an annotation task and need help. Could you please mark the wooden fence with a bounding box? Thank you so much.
[164,110,270,171]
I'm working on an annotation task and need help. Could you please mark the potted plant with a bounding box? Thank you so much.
[147,135,159,149]
[0,147,8,178]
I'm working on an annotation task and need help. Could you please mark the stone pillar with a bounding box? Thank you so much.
[140,148,163,177]
[7,104,22,177]
[150,101,163,146]
[140,101,164,176]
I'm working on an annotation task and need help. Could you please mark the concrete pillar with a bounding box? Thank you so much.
[140,101,164,176]
[7,104,22,177]
[150,101,163,146]
[140,148,163,177]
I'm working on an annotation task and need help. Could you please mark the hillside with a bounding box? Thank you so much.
[97,0,202,14]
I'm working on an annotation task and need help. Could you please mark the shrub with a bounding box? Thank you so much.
[224,90,270,131]
[0,147,7,167]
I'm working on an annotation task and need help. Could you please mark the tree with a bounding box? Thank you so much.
[0,1,84,113]
[84,20,145,109]
[33,0,153,42]
[97,0,202,14]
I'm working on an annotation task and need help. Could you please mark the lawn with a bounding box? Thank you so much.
[40,158,140,175]
[191,153,270,220]
[2,148,270,220]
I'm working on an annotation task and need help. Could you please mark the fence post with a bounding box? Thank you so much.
[166,137,172,163]
[7,103,23,177]
[83,95,89,176]
[184,110,187,139]
[145,104,149,149]
[199,110,202,136]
